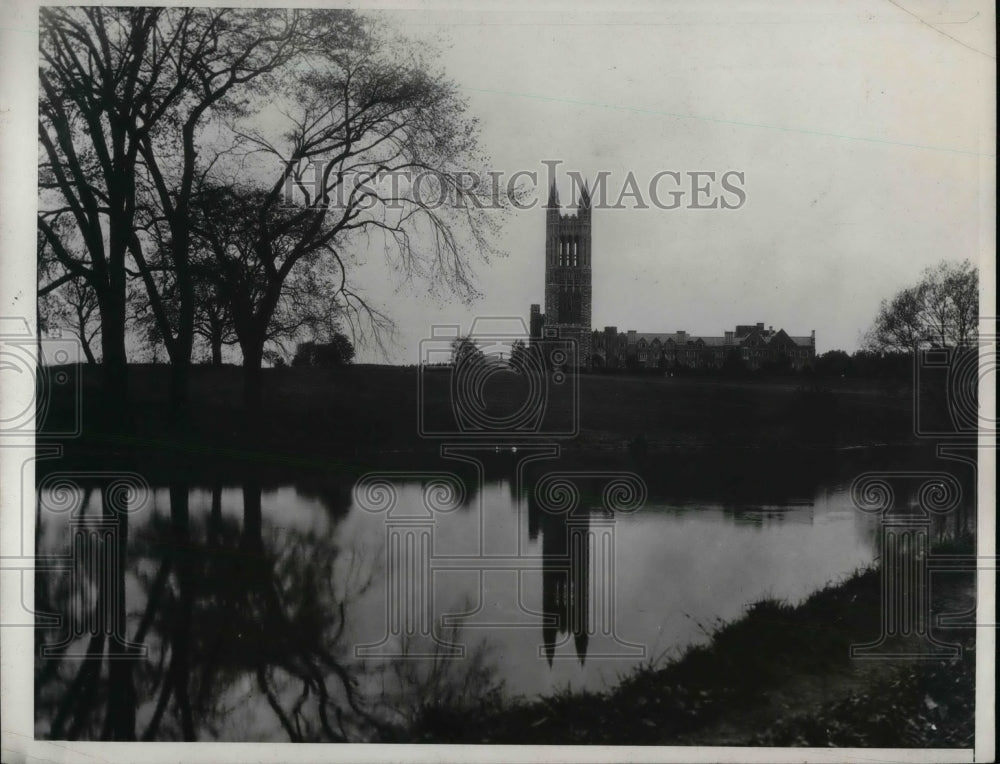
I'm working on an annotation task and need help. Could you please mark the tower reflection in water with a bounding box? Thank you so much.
[525,469,646,667]
[527,487,591,666]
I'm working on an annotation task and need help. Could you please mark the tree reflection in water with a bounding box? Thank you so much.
[35,480,390,741]
[35,480,139,740]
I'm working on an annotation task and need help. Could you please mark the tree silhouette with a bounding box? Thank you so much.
[37,8,360,415]
[187,21,502,408]
[865,260,979,352]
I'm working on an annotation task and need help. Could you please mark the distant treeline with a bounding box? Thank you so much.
[590,349,914,380]
[810,350,912,379]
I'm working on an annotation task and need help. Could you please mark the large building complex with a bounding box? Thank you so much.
[529,179,816,371]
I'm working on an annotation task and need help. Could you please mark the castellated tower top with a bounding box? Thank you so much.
[546,178,592,220]
[541,173,593,368]
[547,178,560,208]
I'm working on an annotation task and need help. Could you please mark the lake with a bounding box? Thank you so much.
[33,446,973,741]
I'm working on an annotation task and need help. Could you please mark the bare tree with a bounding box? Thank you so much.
[130,268,238,366]
[37,8,339,415]
[129,9,344,413]
[195,288,238,366]
[864,259,979,352]
[40,277,101,365]
[38,7,201,408]
[37,222,100,363]
[190,22,504,408]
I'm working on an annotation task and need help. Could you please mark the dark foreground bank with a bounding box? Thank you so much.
[389,536,976,747]
[41,364,920,459]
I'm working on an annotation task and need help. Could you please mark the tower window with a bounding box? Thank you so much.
[558,286,582,323]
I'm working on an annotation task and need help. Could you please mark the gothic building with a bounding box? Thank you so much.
[529,180,592,368]
[592,324,816,372]
[529,178,816,371]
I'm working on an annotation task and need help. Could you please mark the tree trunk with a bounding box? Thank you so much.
[169,357,191,426]
[211,328,223,367]
[80,336,97,365]
[167,215,196,423]
[99,294,130,429]
[168,483,196,740]
[168,257,194,424]
[103,479,136,740]
[241,336,265,415]
[74,304,97,365]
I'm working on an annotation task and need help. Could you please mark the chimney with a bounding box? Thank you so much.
[811,329,816,345]
[768,325,773,334]
[627,330,637,344]
[725,331,734,345]
[529,304,543,341]
[676,330,687,343]
[756,322,764,331]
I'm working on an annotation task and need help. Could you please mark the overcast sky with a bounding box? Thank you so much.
[341,1,994,363]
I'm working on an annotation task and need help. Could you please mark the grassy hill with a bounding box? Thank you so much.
[39,363,917,462]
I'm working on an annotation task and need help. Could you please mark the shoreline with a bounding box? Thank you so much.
[390,537,976,746]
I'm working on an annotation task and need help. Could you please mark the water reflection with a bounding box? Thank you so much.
[534,498,590,666]
[36,479,380,741]
[34,448,975,741]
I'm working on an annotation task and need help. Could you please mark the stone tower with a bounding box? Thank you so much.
[543,179,592,368]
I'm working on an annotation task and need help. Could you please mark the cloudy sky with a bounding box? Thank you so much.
[344,1,994,363]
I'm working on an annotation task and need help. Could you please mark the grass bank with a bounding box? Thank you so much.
[391,536,976,747]
[41,364,918,461]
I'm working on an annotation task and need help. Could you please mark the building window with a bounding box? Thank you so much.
[558,288,581,323]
